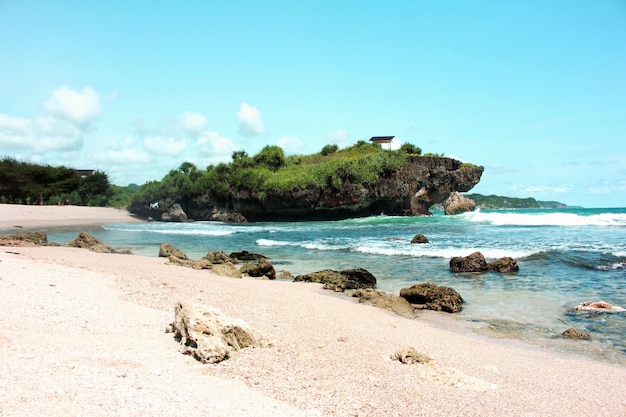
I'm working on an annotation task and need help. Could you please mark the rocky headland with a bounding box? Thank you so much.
[130,156,484,222]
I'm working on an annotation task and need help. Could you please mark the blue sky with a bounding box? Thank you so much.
[1,1,625,208]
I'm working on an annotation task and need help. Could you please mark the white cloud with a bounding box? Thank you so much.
[181,111,208,136]
[90,138,151,164]
[91,148,151,165]
[276,136,304,154]
[42,85,101,126]
[326,129,350,145]
[197,131,237,161]
[34,115,83,152]
[237,103,265,136]
[0,113,35,148]
[144,136,187,156]
[0,113,32,133]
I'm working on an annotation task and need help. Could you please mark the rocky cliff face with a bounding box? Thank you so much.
[132,156,483,222]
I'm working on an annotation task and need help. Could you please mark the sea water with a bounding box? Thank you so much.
[46,207,626,363]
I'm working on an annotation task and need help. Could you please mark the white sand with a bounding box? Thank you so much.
[0,204,143,229]
[0,206,625,416]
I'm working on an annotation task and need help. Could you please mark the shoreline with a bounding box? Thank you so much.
[2,246,624,416]
[1,206,625,415]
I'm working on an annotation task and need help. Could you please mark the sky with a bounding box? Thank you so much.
[1,1,625,208]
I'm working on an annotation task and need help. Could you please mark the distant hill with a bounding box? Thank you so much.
[463,193,567,209]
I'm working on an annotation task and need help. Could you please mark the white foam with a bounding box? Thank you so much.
[466,211,626,227]
[256,239,293,247]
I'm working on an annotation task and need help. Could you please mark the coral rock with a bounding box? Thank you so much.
[170,301,267,364]
[574,301,625,313]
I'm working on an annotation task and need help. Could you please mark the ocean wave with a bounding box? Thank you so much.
[103,223,235,236]
[256,238,352,251]
[354,244,536,260]
[596,262,626,271]
[463,211,626,227]
[257,238,536,259]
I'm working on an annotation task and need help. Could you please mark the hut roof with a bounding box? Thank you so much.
[369,136,394,144]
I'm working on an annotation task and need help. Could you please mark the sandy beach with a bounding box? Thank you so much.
[0,204,144,230]
[0,205,625,416]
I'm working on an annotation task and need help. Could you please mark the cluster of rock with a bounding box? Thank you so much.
[66,232,133,254]
[0,231,49,246]
[294,268,377,292]
[0,231,132,254]
[559,301,625,341]
[3,231,620,349]
[160,243,276,280]
[449,251,519,273]
[294,268,464,315]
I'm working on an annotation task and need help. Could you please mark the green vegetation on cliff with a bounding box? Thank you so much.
[131,141,415,205]
[464,193,567,209]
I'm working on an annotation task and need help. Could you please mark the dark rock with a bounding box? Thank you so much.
[240,257,276,280]
[0,232,48,246]
[444,191,476,215]
[66,232,117,253]
[351,289,415,318]
[161,203,189,222]
[229,250,266,262]
[393,347,431,364]
[294,268,377,292]
[561,328,592,340]
[204,250,232,264]
[411,233,429,244]
[159,243,188,260]
[399,282,464,313]
[450,251,487,273]
[487,257,519,273]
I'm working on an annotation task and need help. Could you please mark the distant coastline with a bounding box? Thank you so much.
[461,193,568,210]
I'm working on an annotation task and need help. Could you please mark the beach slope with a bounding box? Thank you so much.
[0,206,624,416]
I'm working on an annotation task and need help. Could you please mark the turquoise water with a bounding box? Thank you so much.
[46,207,626,363]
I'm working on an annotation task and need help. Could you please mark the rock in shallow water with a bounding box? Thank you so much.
[294,268,377,292]
[399,282,464,313]
[561,328,592,340]
[449,251,487,273]
[573,301,625,313]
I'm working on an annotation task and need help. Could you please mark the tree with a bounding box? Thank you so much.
[253,145,285,171]
[79,171,110,206]
[400,143,422,155]
[232,150,249,161]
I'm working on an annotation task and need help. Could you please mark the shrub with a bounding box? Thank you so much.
[400,143,422,155]
[253,145,285,171]
[321,144,339,155]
